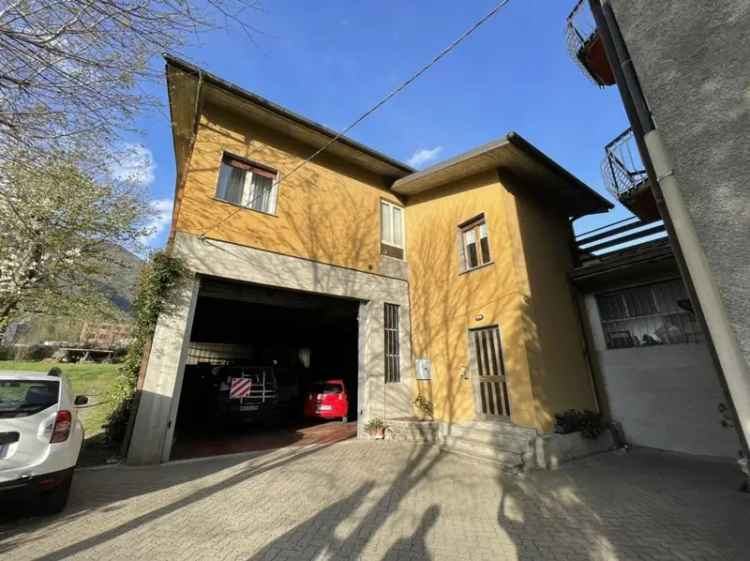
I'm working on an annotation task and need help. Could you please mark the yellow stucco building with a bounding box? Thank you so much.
[128,56,612,465]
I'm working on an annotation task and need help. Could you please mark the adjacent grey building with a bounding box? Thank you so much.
[608,0,750,389]
[568,0,750,458]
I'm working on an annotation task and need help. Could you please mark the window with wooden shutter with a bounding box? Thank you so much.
[216,154,279,214]
[458,214,492,272]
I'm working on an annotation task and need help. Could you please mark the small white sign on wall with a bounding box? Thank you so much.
[415,358,432,380]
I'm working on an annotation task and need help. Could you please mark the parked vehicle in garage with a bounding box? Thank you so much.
[215,365,281,425]
[0,369,87,514]
[304,379,349,422]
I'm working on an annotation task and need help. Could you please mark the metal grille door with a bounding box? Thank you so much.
[469,326,511,418]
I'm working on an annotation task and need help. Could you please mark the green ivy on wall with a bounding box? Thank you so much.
[105,251,186,447]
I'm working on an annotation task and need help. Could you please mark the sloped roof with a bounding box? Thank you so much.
[165,56,612,217]
[392,133,613,216]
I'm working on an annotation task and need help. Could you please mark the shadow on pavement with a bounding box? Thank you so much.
[0,442,336,558]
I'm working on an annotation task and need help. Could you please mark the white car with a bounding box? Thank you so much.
[0,369,87,514]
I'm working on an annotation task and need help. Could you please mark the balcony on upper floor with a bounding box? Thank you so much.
[602,128,660,222]
[565,0,615,86]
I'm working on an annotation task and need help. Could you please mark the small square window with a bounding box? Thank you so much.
[459,215,492,272]
[216,155,278,214]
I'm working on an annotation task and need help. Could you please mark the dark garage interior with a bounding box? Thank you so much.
[171,278,361,460]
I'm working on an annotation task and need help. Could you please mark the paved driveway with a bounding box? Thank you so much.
[1,442,748,561]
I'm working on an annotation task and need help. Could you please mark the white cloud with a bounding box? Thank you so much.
[407,146,443,169]
[110,143,156,186]
[141,198,173,245]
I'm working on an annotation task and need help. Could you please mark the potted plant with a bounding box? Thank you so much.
[364,418,386,440]
[554,409,604,439]
[413,394,434,421]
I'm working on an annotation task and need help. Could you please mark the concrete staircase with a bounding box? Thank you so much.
[438,421,538,471]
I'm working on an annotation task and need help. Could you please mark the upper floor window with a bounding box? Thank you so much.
[381,200,404,259]
[459,214,491,272]
[216,154,278,214]
[596,279,703,349]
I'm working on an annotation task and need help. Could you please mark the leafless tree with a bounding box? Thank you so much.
[0,0,262,158]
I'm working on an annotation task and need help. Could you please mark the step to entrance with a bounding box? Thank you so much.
[438,421,538,470]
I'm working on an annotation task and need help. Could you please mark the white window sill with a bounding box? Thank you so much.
[459,260,494,276]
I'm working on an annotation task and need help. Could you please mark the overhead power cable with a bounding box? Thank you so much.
[200,0,512,238]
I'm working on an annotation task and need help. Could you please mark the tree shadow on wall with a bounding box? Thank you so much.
[406,177,531,429]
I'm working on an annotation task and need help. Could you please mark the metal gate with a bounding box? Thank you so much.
[469,326,511,418]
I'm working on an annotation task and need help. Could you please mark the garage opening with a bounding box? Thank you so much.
[171,277,361,460]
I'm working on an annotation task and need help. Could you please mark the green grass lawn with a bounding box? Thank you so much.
[0,360,122,465]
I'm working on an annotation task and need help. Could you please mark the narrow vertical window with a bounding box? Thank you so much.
[384,303,400,383]
[215,154,279,214]
[459,214,492,272]
[380,200,405,259]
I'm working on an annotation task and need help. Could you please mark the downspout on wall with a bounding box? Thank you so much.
[590,0,750,464]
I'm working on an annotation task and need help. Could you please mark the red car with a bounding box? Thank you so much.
[304,380,349,422]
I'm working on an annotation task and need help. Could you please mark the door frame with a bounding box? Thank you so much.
[467,325,511,420]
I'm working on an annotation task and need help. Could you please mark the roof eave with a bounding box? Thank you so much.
[164,54,414,180]
[392,132,613,217]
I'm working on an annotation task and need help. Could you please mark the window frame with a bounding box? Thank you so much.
[380,199,405,260]
[384,303,401,384]
[215,153,280,215]
[458,214,492,273]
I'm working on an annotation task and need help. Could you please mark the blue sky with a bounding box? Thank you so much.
[128,0,634,248]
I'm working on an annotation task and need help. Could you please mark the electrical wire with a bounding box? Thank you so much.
[199,0,512,238]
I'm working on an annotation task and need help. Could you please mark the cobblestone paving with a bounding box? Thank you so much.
[1,442,748,561]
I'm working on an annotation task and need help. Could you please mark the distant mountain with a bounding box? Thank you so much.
[94,243,145,313]
[1,244,145,348]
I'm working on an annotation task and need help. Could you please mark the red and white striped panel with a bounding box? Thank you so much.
[229,377,252,399]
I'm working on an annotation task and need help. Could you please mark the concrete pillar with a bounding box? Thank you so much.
[356,301,369,438]
[127,275,200,465]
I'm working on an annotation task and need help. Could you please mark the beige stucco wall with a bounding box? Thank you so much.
[405,170,538,428]
[405,170,597,431]
[174,101,404,276]
[508,177,598,431]
[162,80,598,436]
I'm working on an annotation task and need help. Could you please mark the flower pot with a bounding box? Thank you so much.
[368,427,385,440]
[578,31,615,86]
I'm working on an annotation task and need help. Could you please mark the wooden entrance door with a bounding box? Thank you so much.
[469,326,511,418]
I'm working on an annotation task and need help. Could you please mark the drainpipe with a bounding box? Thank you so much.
[645,131,750,455]
[590,0,750,462]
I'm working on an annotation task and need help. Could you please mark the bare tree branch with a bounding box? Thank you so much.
[0,0,262,158]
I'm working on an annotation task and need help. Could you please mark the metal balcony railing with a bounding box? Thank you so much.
[565,0,614,86]
[602,128,649,200]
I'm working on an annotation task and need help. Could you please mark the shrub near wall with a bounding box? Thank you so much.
[104,252,185,447]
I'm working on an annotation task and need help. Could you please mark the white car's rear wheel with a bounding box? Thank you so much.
[39,474,72,515]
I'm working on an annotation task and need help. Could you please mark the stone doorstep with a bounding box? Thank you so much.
[377,418,615,471]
